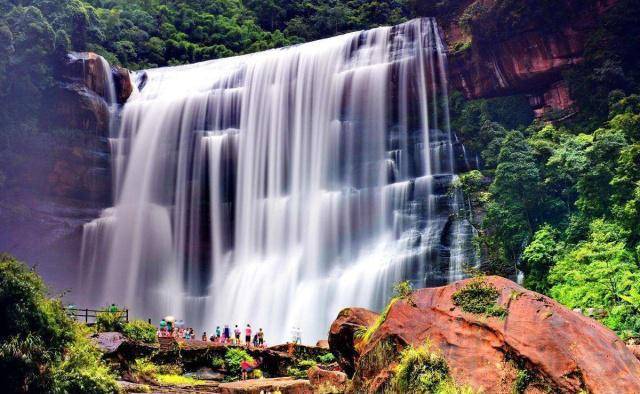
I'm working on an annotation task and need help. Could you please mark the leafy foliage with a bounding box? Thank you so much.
[392,341,475,394]
[50,326,119,394]
[318,352,336,364]
[393,280,414,299]
[0,254,116,393]
[122,320,158,343]
[287,359,317,379]
[452,279,507,318]
[224,347,254,377]
[95,308,126,332]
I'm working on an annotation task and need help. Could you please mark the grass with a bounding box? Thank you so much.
[357,338,398,376]
[156,374,207,386]
[356,298,398,348]
[452,279,507,319]
[392,341,477,394]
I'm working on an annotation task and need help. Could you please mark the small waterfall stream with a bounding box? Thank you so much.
[80,18,477,344]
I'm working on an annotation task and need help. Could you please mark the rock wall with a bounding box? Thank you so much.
[0,52,132,292]
[443,0,618,119]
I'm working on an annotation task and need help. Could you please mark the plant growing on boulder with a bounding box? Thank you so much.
[393,280,414,299]
[287,359,317,379]
[318,352,336,364]
[452,279,507,318]
[123,320,158,344]
[224,348,254,377]
[392,341,475,394]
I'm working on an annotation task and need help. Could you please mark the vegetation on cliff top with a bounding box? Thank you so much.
[0,254,117,393]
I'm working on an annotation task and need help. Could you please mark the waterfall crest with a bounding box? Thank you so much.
[80,18,476,343]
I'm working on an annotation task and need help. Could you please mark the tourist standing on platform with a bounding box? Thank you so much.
[223,324,230,343]
[234,325,241,345]
[216,326,221,342]
[258,328,264,347]
[245,324,252,347]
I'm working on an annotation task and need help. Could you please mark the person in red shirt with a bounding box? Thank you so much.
[245,324,252,347]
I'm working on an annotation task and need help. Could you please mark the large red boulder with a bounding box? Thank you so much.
[328,307,379,376]
[349,276,640,393]
[307,366,347,392]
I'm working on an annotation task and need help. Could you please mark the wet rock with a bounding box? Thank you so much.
[113,65,134,104]
[307,365,348,392]
[345,276,640,393]
[327,307,379,377]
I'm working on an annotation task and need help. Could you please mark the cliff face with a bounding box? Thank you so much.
[442,0,617,119]
[0,52,132,290]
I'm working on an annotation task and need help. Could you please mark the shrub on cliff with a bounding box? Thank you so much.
[392,341,475,394]
[51,326,118,394]
[0,254,117,393]
[123,320,158,344]
[452,279,507,318]
[95,308,126,332]
[224,348,254,377]
[287,359,317,379]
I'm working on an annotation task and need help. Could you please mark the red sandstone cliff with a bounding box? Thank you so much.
[442,0,618,119]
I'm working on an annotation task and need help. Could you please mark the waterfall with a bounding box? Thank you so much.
[80,18,477,344]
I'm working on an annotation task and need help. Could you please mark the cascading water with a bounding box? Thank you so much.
[80,18,477,343]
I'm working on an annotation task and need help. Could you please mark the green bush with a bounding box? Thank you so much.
[224,348,254,377]
[95,309,126,332]
[392,341,475,394]
[123,320,157,343]
[0,254,116,393]
[318,352,336,364]
[393,280,414,299]
[50,326,119,394]
[131,358,159,382]
[452,279,507,318]
[393,342,449,393]
[211,356,225,370]
[287,359,317,379]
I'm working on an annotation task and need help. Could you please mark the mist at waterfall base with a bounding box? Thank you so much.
[80,18,477,344]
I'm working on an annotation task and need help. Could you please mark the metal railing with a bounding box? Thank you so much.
[66,307,129,324]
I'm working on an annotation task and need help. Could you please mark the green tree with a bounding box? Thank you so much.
[520,225,562,294]
[485,131,542,266]
[548,220,640,336]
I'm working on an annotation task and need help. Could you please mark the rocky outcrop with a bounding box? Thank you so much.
[338,276,640,393]
[0,51,134,292]
[151,342,296,378]
[328,307,379,376]
[218,377,312,394]
[443,0,618,118]
[307,366,348,392]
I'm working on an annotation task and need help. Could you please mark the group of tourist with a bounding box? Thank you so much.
[156,319,267,348]
[206,324,266,347]
[157,319,197,340]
